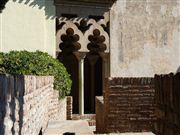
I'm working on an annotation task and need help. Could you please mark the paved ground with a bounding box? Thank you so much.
[117,133,155,135]
[90,126,155,135]
[95,133,155,135]
[44,120,155,135]
[44,120,94,135]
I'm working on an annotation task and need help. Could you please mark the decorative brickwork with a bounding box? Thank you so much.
[154,73,180,135]
[0,75,66,135]
[103,77,155,133]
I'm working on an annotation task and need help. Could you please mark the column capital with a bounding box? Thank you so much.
[73,52,86,61]
[99,52,109,60]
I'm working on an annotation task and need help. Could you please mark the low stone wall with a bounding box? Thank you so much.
[49,91,67,121]
[154,73,180,135]
[0,75,66,135]
[103,77,155,133]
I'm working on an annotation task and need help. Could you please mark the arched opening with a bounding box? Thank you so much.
[56,18,110,115]
[84,29,107,114]
[57,28,81,114]
[59,53,79,113]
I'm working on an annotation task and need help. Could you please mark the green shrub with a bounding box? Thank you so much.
[0,51,72,98]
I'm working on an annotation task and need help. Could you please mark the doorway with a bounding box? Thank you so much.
[56,19,109,114]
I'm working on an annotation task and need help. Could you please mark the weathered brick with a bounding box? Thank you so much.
[102,77,155,133]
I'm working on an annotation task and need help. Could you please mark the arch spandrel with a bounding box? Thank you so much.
[84,20,110,53]
[56,21,85,53]
[56,18,109,53]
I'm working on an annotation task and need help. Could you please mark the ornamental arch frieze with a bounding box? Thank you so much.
[56,21,83,53]
[56,18,110,54]
[55,2,111,114]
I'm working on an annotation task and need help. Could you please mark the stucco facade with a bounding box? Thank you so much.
[0,0,56,57]
[0,0,179,77]
[110,0,180,77]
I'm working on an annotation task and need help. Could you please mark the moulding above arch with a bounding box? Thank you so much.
[84,21,109,53]
[56,19,109,53]
[54,0,117,8]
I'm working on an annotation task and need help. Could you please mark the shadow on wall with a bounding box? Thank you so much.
[0,76,24,135]
[0,0,55,19]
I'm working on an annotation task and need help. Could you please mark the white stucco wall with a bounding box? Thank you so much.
[0,0,179,77]
[110,0,180,77]
[0,0,56,57]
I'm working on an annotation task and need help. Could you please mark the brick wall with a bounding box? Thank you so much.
[66,96,73,120]
[104,77,155,133]
[0,75,66,135]
[49,91,67,121]
[154,73,180,135]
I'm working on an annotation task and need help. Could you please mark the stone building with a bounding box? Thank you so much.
[0,0,179,116]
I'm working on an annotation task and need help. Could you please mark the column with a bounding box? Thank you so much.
[78,53,86,115]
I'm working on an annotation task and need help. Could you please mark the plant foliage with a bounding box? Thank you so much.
[0,51,72,98]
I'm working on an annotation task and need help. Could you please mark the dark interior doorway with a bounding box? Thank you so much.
[84,54,103,113]
[58,54,79,114]
[58,28,81,114]
[57,26,109,114]
[84,29,107,114]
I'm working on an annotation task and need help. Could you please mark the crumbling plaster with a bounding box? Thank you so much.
[110,0,180,77]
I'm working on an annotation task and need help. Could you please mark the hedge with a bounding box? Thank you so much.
[0,51,72,98]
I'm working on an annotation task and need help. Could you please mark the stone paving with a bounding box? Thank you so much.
[92,126,155,135]
[95,133,155,135]
[44,120,155,135]
[44,120,94,135]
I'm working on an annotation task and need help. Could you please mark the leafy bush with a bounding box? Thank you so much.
[0,51,72,98]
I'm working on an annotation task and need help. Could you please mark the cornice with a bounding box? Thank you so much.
[54,0,116,8]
